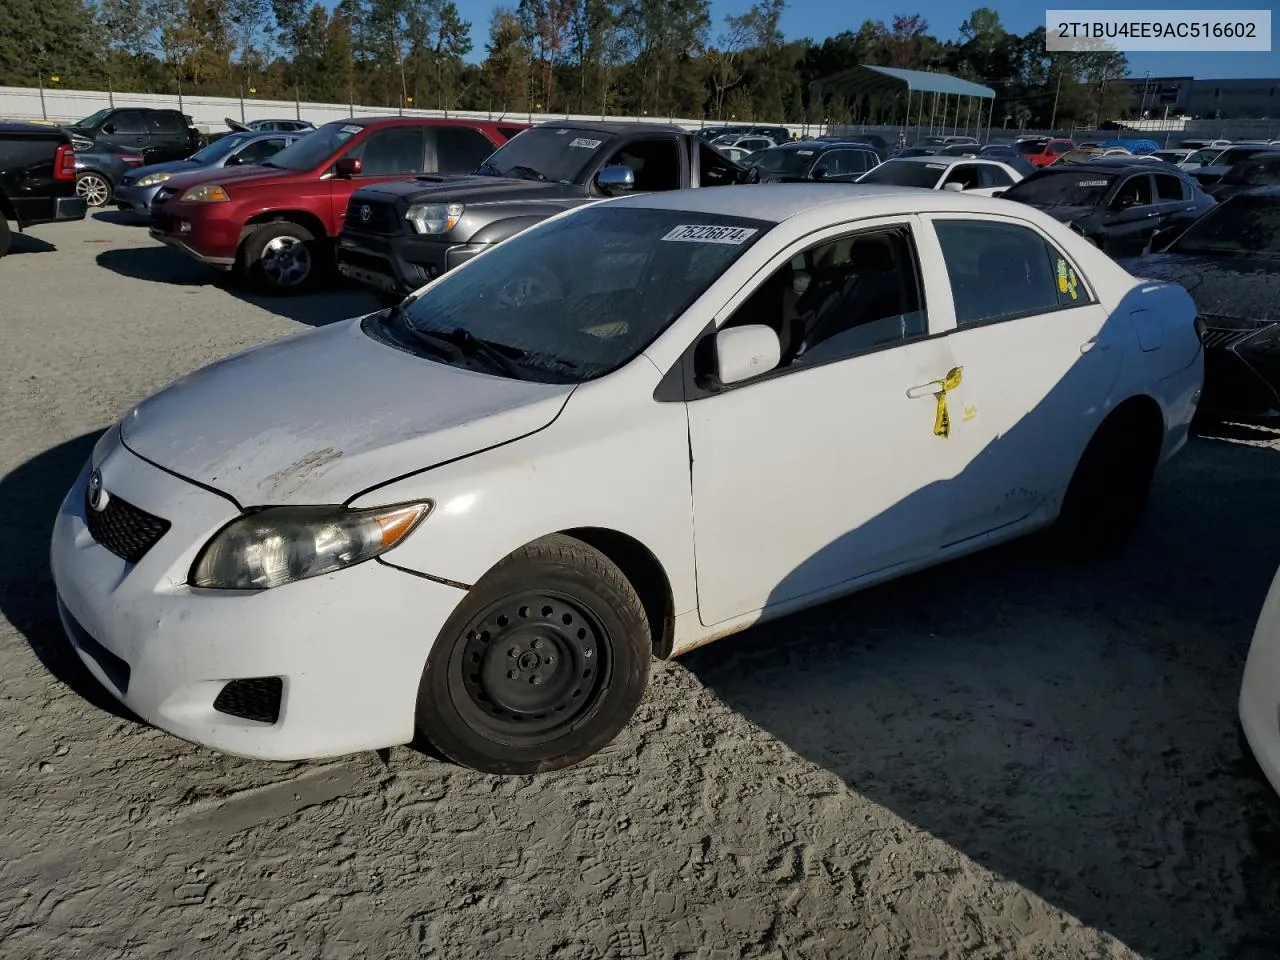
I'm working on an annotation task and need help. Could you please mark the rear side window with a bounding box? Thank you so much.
[978,165,1013,188]
[112,111,147,134]
[1153,173,1186,200]
[933,219,1092,326]
[149,111,187,134]
[433,127,498,173]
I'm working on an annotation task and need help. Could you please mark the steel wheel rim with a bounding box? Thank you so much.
[447,593,612,746]
[261,235,311,287]
[77,174,109,206]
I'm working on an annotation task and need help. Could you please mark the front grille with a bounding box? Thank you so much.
[345,199,402,234]
[213,677,283,724]
[1201,318,1275,351]
[1202,328,1252,349]
[84,487,171,564]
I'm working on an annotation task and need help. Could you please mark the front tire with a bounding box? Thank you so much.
[416,534,651,774]
[241,221,324,295]
[1053,409,1160,559]
[76,172,113,208]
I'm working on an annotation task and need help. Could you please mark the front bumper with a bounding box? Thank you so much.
[115,182,163,213]
[148,200,239,268]
[1240,565,1280,798]
[49,428,467,760]
[337,229,489,297]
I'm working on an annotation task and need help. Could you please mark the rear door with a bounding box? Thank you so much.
[1152,170,1199,231]
[147,111,192,162]
[1101,173,1159,255]
[102,110,148,155]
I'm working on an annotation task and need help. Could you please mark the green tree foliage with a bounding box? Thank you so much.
[0,2,1131,128]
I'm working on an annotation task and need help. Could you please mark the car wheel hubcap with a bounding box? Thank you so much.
[261,235,311,286]
[77,175,109,206]
[451,595,609,744]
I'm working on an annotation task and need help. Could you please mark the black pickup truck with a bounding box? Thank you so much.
[0,122,89,256]
[337,120,759,298]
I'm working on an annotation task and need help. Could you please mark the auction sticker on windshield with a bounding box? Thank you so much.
[661,224,759,244]
[1079,179,1108,186]
[569,138,603,149]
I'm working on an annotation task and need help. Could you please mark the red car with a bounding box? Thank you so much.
[148,116,527,294]
[1018,137,1075,167]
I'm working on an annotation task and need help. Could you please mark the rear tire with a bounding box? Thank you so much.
[1052,408,1160,559]
[241,221,324,295]
[415,534,651,774]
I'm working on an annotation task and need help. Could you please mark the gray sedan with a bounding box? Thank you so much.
[114,130,304,214]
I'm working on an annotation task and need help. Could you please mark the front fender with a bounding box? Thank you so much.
[468,213,564,246]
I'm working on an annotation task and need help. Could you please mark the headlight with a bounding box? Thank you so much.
[190,502,432,589]
[136,171,173,187]
[71,136,94,152]
[406,202,464,235]
[180,183,230,202]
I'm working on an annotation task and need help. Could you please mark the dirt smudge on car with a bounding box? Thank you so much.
[261,445,343,499]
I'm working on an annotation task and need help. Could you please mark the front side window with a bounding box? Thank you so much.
[388,207,772,382]
[232,137,289,165]
[351,126,427,176]
[697,140,741,186]
[721,226,926,369]
[752,148,815,177]
[1223,158,1280,186]
[598,138,681,192]
[943,165,982,190]
[934,219,1090,326]
[190,133,252,164]
[1112,174,1153,208]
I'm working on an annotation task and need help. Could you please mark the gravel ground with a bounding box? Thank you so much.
[1,214,1279,960]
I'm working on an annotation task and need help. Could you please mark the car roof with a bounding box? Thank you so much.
[775,140,874,152]
[604,183,1023,223]
[533,120,684,136]
[883,154,999,167]
[0,121,68,135]
[344,115,520,129]
[1060,157,1176,172]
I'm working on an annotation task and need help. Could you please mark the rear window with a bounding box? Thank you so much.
[1019,140,1049,155]
[858,160,944,188]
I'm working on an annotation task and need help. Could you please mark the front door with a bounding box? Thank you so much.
[686,217,971,626]
[924,214,1124,544]
[1101,173,1160,256]
[331,125,430,229]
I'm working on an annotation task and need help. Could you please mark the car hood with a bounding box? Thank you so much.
[118,317,574,506]
[1117,252,1280,322]
[354,174,587,205]
[158,162,301,193]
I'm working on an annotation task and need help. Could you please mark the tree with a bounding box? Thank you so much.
[483,5,531,112]
[704,13,749,119]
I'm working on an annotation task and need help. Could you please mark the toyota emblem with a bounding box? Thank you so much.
[87,468,110,513]
[359,204,372,223]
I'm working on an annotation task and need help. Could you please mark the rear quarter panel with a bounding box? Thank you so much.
[0,133,67,224]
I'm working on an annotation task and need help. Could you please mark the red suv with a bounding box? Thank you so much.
[148,116,526,294]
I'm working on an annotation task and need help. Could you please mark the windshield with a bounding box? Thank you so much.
[1222,158,1280,186]
[73,108,113,129]
[1172,196,1280,257]
[389,206,770,382]
[476,127,605,183]
[1018,140,1049,155]
[858,160,944,188]
[264,121,359,171]
[1003,171,1116,207]
[189,133,252,164]
[1187,148,1224,165]
[1215,147,1272,168]
[750,148,815,176]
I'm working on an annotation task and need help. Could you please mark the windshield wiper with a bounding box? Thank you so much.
[507,164,548,182]
[476,161,501,177]
[392,313,529,378]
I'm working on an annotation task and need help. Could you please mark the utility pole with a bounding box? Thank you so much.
[1138,70,1150,119]
[1050,71,1062,131]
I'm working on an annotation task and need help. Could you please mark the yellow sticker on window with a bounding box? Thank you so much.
[1056,258,1080,300]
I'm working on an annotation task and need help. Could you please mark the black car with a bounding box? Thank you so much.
[0,122,88,255]
[1120,188,1280,418]
[64,107,199,165]
[817,132,890,154]
[974,144,1038,178]
[999,158,1215,257]
[1211,153,1280,200]
[746,141,882,183]
[1187,144,1280,189]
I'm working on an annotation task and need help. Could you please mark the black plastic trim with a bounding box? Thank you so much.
[376,556,472,590]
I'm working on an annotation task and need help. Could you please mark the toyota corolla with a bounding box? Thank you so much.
[51,185,1203,775]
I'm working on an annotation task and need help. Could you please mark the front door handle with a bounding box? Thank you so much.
[907,379,945,399]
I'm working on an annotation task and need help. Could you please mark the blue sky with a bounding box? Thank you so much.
[434,0,1277,79]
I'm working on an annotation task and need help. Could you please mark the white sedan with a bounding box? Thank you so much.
[51,185,1203,774]
[1241,565,1280,797]
[856,154,1024,196]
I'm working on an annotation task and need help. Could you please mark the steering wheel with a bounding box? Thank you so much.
[495,268,564,308]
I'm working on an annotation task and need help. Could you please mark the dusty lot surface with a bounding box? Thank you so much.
[1,214,1279,960]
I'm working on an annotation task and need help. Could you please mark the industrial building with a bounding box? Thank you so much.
[1115,76,1280,119]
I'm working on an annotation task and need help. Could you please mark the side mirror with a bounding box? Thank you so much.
[942,181,964,192]
[335,157,362,178]
[714,325,780,385]
[596,165,635,192]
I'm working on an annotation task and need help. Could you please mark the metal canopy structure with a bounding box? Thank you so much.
[809,65,997,146]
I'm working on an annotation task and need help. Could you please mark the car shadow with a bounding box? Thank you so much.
[0,431,142,723]
[92,209,149,227]
[6,233,57,255]
[94,246,383,326]
[683,372,1280,960]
